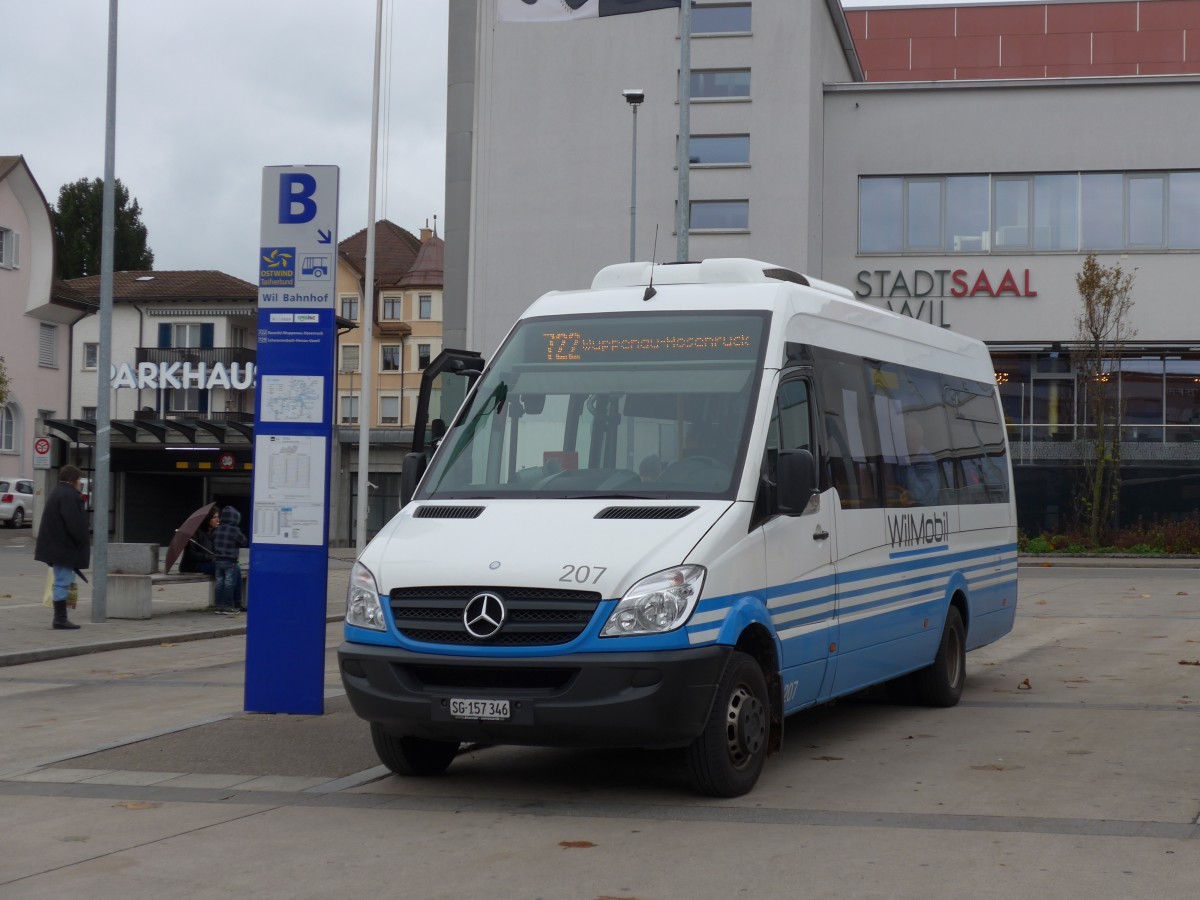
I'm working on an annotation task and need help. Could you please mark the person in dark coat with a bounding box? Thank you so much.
[211,505,248,613]
[34,465,90,630]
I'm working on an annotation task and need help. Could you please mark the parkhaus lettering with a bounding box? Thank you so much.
[856,268,1038,300]
[109,361,257,391]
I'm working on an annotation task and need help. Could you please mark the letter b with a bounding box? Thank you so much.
[279,173,317,224]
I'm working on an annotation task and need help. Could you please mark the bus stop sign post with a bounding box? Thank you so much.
[245,165,339,715]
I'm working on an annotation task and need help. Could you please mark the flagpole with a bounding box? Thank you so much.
[93,0,119,622]
[356,0,384,550]
[675,0,690,262]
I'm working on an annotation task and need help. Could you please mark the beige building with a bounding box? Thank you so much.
[332,220,444,543]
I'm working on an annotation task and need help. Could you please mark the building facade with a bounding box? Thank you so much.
[446,0,1200,533]
[332,221,445,543]
[52,270,258,544]
[0,156,93,492]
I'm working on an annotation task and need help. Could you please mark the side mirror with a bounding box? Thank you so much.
[399,452,428,508]
[776,448,817,515]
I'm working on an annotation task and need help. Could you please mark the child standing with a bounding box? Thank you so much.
[211,506,248,614]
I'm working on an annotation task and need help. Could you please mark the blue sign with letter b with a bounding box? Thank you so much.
[279,173,318,224]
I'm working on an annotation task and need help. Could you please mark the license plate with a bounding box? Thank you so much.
[450,698,511,721]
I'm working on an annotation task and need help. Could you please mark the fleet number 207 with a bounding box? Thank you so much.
[560,565,607,584]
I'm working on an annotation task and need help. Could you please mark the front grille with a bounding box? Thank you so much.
[389,585,602,646]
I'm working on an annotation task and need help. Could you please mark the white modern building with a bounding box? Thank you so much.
[444,0,1200,531]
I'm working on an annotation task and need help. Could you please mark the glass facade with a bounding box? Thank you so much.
[994,351,1200,445]
[860,171,1200,254]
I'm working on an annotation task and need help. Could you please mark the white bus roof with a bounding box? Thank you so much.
[519,258,994,380]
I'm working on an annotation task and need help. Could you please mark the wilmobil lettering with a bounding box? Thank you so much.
[886,511,950,548]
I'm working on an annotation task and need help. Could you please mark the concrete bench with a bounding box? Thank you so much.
[106,543,248,619]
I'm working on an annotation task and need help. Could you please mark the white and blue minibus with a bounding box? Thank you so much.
[339,258,1018,797]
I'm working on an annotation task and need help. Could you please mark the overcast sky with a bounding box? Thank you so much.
[6,0,448,285]
[7,1,1020,285]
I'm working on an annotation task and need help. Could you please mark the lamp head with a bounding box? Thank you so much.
[622,89,645,106]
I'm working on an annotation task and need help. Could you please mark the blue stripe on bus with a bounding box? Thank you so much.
[889,544,949,560]
[684,541,1016,644]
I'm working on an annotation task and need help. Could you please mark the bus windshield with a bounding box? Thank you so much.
[416,311,770,500]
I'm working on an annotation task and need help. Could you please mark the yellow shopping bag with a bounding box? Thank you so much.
[41,570,78,608]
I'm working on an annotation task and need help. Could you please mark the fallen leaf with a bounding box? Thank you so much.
[1017,678,1032,690]
[1062,678,1092,684]
[1177,592,1189,596]
[159,642,177,648]
[1140,594,1151,599]
[1066,750,1092,755]
[114,801,160,810]
[970,764,1024,771]
[1179,660,1200,667]
[560,841,596,849]
[1036,600,1047,606]
[1041,562,1052,567]
[812,755,844,761]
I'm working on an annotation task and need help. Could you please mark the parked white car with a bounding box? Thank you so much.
[1,477,34,528]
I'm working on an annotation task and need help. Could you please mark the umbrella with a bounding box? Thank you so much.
[164,502,219,573]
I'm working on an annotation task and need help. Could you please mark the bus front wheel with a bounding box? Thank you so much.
[686,651,769,797]
[370,723,459,776]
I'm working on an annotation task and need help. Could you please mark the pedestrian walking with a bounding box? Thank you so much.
[211,505,247,614]
[34,465,89,630]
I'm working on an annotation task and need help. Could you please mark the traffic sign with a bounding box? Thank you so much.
[33,436,52,470]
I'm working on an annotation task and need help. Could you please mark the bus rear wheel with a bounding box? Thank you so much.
[370,723,459,776]
[686,651,769,797]
[915,606,966,707]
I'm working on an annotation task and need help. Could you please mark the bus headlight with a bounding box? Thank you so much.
[601,565,705,636]
[345,561,387,631]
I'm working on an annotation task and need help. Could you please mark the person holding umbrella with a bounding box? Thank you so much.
[179,507,219,576]
[35,465,89,631]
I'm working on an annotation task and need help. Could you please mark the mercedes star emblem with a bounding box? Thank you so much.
[463,592,507,640]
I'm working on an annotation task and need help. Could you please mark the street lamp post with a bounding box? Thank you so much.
[623,89,645,262]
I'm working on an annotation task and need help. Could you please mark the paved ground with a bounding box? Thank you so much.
[0,529,356,666]
[1,529,1198,898]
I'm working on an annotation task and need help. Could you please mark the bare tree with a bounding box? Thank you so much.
[1074,254,1136,546]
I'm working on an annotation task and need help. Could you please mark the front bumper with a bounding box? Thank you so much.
[338,642,732,749]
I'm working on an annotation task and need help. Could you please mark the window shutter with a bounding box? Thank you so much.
[158,323,172,348]
[38,323,57,367]
[11,232,18,268]
[200,323,214,348]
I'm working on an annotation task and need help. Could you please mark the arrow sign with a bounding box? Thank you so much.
[317,229,332,244]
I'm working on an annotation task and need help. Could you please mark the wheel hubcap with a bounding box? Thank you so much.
[725,684,767,767]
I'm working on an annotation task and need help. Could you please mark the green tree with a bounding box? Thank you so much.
[1074,254,1136,546]
[52,177,154,278]
[0,355,9,408]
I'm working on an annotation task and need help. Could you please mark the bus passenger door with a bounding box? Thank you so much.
[762,376,836,713]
